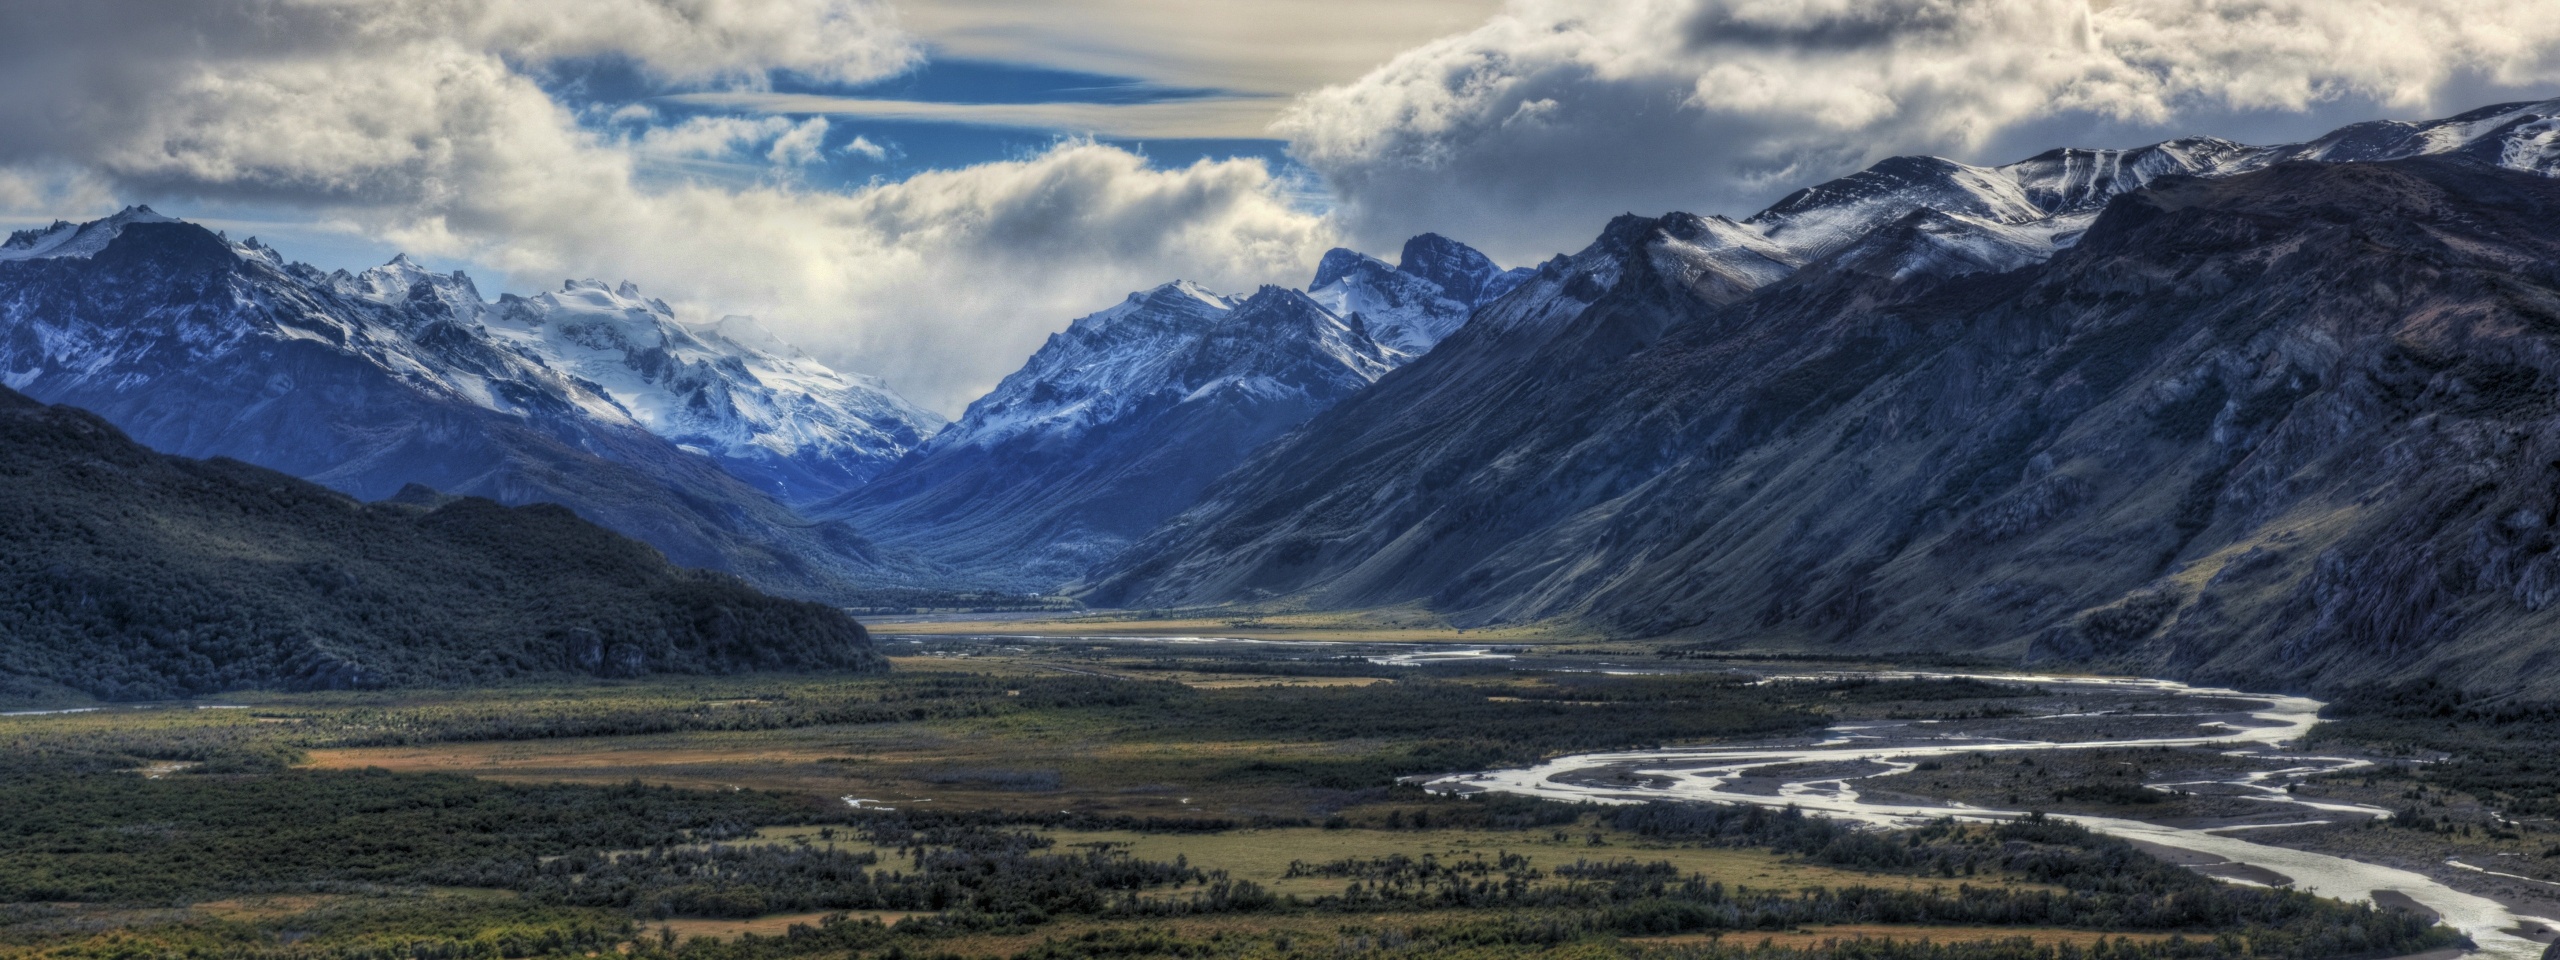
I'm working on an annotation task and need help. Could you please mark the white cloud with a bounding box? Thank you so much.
[632,116,806,162]
[842,135,892,161]
[1280,0,2560,262]
[0,0,1336,414]
[17,0,2544,416]
[447,142,1331,415]
[766,118,834,166]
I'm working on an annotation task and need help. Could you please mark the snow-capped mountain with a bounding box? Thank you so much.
[1397,233,1536,307]
[1306,233,1530,355]
[917,281,1244,453]
[476,277,943,503]
[811,283,1399,589]
[6,211,939,506]
[1806,209,2056,284]
[0,209,918,598]
[1,205,181,261]
[329,255,939,503]
[1734,97,2560,278]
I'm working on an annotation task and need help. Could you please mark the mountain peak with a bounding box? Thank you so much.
[1071,281,1237,341]
[817,264,1400,589]
[1395,233,1517,305]
[1145,279,1232,308]
[351,253,483,317]
[1310,247,1389,290]
[1,205,185,262]
[1238,283,1314,306]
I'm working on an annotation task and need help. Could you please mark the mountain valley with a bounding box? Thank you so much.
[9,98,2560,697]
[815,236,1522,589]
[13,21,2560,960]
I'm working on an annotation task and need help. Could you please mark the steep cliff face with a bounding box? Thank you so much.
[812,285,1401,590]
[1097,159,2560,696]
[0,217,907,600]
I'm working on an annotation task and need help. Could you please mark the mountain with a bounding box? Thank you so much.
[1091,152,2560,695]
[476,276,943,503]
[1740,97,2560,270]
[1088,211,1740,611]
[809,283,1400,589]
[0,211,929,600]
[0,385,883,704]
[1306,233,1531,354]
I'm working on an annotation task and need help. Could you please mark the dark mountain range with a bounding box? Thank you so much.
[0,214,920,601]
[0,386,883,704]
[811,284,1400,589]
[1093,155,2560,696]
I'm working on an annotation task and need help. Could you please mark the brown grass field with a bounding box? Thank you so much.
[302,719,1401,819]
[865,605,1596,643]
[661,911,934,940]
[1624,927,2185,950]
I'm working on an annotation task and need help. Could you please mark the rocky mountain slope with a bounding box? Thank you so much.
[809,233,1518,590]
[474,275,942,504]
[1307,233,1533,354]
[1741,97,2560,269]
[1094,152,2560,695]
[0,212,931,599]
[0,386,883,704]
[811,283,1402,589]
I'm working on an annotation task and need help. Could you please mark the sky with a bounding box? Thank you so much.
[2,0,2558,415]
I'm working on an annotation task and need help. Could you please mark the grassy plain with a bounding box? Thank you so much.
[0,643,2466,960]
[866,605,1586,642]
[1023,828,2053,901]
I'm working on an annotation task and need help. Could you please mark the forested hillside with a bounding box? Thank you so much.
[0,387,884,703]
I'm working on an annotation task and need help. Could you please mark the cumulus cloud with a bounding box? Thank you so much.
[629,116,805,161]
[1280,0,2560,262]
[22,0,2541,414]
[470,143,1330,415]
[841,135,892,162]
[0,0,1336,413]
[765,118,834,167]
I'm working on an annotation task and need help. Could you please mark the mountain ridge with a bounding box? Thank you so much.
[812,283,1404,590]
[1091,153,2560,696]
[0,217,919,600]
[0,384,884,704]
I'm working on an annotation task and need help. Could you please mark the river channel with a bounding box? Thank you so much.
[1422,673,2560,960]
[882,631,2560,958]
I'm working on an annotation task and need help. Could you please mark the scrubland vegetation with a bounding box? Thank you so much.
[0,657,2467,960]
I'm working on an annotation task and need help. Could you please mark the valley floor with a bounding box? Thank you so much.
[0,635,2543,960]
